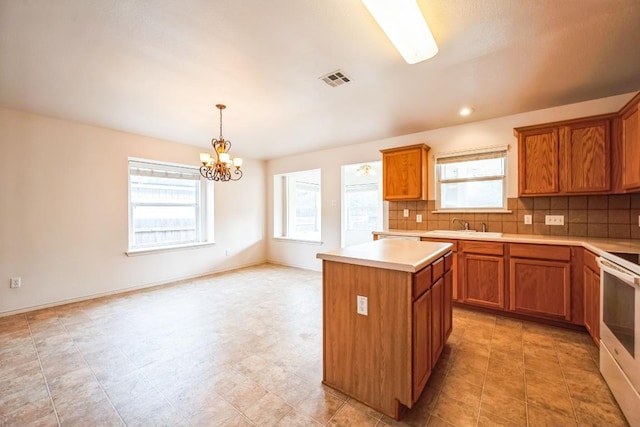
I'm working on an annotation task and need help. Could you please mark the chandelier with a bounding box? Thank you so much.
[199,104,243,181]
[356,164,376,176]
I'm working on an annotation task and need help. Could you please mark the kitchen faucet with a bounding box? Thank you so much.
[451,217,469,230]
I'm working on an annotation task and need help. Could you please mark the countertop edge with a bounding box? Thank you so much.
[317,241,453,273]
[372,230,640,254]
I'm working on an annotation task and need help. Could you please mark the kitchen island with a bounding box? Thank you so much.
[316,239,453,420]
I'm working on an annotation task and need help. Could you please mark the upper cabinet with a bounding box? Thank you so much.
[516,117,612,196]
[620,94,640,191]
[381,144,430,201]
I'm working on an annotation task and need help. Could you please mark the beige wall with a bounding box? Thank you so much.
[0,108,267,315]
[266,92,636,271]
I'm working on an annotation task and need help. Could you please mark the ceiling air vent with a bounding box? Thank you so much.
[320,69,351,87]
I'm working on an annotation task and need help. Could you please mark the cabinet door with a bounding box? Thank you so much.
[621,105,640,190]
[561,120,610,193]
[518,128,559,195]
[461,254,505,310]
[431,278,444,367]
[382,145,428,201]
[583,265,600,345]
[443,270,453,340]
[412,290,431,400]
[510,258,571,320]
[583,265,596,337]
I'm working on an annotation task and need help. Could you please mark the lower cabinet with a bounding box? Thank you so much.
[509,244,572,321]
[443,269,453,340]
[460,241,506,310]
[412,289,431,399]
[431,277,444,365]
[583,249,601,345]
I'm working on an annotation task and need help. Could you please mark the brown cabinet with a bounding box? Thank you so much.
[517,127,559,195]
[516,117,612,196]
[621,99,640,191]
[321,248,453,420]
[421,238,459,301]
[509,244,572,321]
[562,121,611,193]
[412,286,431,399]
[583,249,600,346]
[459,241,506,310]
[380,144,430,201]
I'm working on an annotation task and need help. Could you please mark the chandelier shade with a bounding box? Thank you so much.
[199,104,243,181]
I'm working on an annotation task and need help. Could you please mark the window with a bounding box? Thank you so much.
[274,169,321,242]
[435,149,507,211]
[128,159,213,251]
[345,183,382,231]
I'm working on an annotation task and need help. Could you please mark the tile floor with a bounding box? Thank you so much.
[0,264,629,426]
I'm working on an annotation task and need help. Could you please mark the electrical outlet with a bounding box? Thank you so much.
[403,209,409,218]
[638,215,640,227]
[545,215,565,226]
[10,277,21,289]
[524,214,532,225]
[416,214,422,223]
[357,295,368,316]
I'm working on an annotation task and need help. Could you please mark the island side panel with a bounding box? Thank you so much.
[322,260,413,417]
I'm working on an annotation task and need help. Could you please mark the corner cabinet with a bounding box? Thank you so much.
[515,117,612,196]
[509,244,572,321]
[381,144,430,201]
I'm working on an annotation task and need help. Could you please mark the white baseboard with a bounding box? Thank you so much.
[266,259,322,272]
[0,260,266,318]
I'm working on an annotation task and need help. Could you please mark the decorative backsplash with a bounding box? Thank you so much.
[388,194,640,239]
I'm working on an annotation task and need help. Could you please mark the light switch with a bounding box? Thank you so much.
[357,295,368,316]
[416,214,422,223]
[403,209,409,218]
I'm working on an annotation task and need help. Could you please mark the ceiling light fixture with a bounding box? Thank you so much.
[356,164,376,176]
[199,104,243,181]
[459,107,474,116]
[362,0,438,64]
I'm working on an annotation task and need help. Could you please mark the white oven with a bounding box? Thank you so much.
[598,253,640,426]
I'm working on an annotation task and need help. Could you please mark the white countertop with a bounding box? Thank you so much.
[316,239,453,273]
[372,230,640,255]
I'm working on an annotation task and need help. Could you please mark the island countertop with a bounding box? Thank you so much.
[316,239,453,273]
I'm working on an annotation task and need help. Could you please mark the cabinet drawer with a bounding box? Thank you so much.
[460,241,504,256]
[510,243,571,261]
[444,251,453,271]
[413,265,432,298]
[432,257,444,282]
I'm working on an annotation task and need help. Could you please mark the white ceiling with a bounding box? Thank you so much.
[1,1,639,160]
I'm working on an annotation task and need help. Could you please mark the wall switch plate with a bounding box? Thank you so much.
[545,215,565,226]
[416,214,422,223]
[10,277,21,289]
[524,214,532,225]
[403,209,409,218]
[638,215,640,227]
[357,295,368,316]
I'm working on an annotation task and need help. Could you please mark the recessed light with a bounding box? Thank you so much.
[459,107,474,116]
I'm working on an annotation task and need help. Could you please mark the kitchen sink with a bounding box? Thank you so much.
[425,230,503,238]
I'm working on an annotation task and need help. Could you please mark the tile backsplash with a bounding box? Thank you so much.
[388,194,640,239]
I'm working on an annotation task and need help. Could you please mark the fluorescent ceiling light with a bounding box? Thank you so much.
[362,0,438,64]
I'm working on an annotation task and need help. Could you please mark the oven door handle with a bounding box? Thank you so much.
[597,257,640,286]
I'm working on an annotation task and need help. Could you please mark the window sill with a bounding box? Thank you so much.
[126,242,215,256]
[432,209,513,214]
[272,237,323,245]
